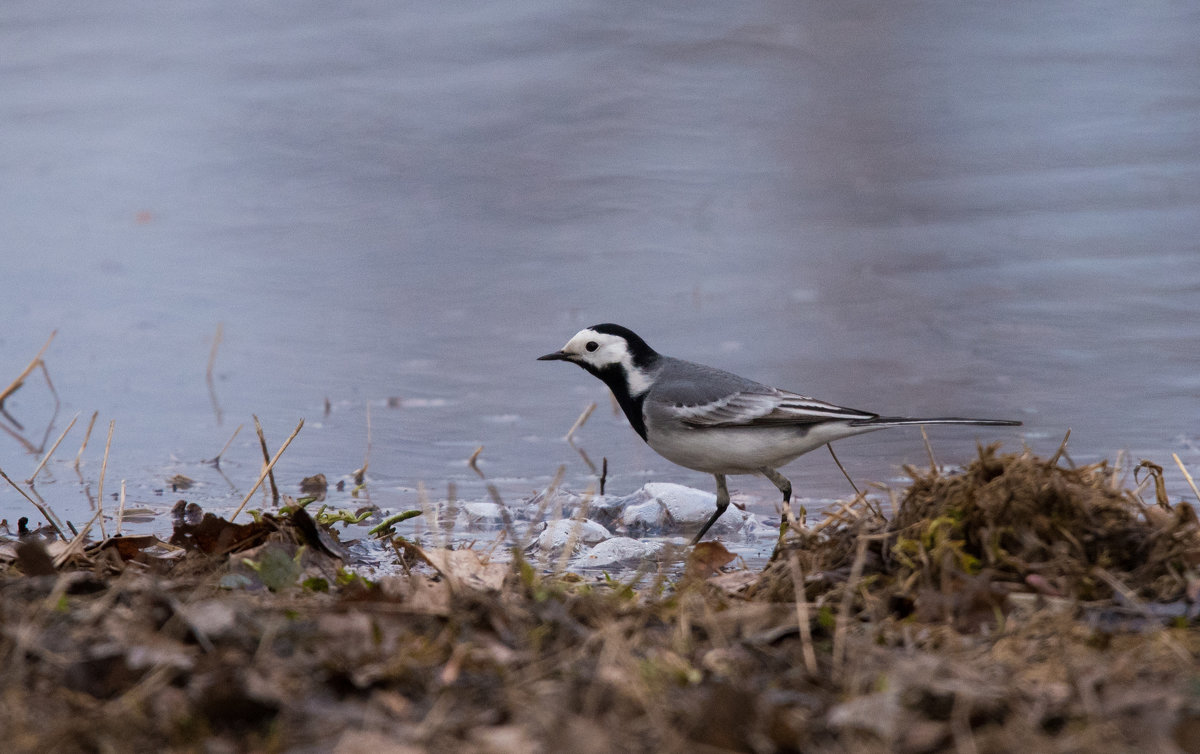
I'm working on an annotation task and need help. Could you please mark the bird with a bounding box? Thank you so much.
[539,323,1022,544]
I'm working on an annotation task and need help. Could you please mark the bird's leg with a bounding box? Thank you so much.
[690,474,729,545]
[758,466,800,535]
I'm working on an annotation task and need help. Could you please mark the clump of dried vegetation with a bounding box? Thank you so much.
[3,446,1200,754]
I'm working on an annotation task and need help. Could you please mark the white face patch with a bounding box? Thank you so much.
[621,359,653,395]
[558,329,653,396]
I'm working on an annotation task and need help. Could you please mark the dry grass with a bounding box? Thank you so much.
[2,446,1199,753]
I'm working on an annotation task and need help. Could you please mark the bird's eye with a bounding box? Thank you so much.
[585,341,599,352]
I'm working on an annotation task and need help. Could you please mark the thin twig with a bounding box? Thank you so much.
[35,360,61,448]
[209,423,243,468]
[468,446,485,479]
[1111,449,1126,491]
[522,466,567,559]
[465,446,516,549]
[354,402,372,485]
[73,411,99,471]
[553,487,596,576]
[96,421,115,539]
[1090,567,1190,662]
[920,425,937,471]
[0,419,37,452]
[811,491,871,534]
[788,553,819,676]
[827,443,861,497]
[1048,428,1072,466]
[444,480,458,532]
[1173,453,1200,505]
[0,330,56,407]
[230,419,304,522]
[53,507,103,568]
[415,480,432,540]
[26,411,80,484]
[0,466,66,539]
[827,443,885,518]
[565,402,596,443]
[574,443,598,476]
[253,415,280,505]
[115,480,127,537]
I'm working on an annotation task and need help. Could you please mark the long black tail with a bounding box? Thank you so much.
[852,416,1022,428]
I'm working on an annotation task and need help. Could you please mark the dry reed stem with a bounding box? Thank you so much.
[53,507,103,568]
[565,404,599,475]
[520,465,567,556]
[1048,428,1072,466]
[811,492,871,534]
[95,421,114,540]
[230,418,304,522]
[573,443,598,476]
[210,423,243,467]
[468,446,484,478]
[553,488,595,576]
[781,496,803,536]
[73,410,98,471]
[252,415,280,505]
[565,402,595,443]
[920,425,937,472]
[115,480,127,536]
[787,553,819,676]
[829,443,886,519]
[0,466,66,539]
[1092,566,1149,614]
[464,446,516,548]
[831,536,868,684]
[827,443,862,498]
[1092,566,1191,662]
[0,330,56,407]
[1173,453,1200,505]
[445,481,458,531]
[36,358,61,411]
[206,322,223,424]
[0,419,37,452]
[25,411,79,484]
[357,402,373,482]
[415,480,433,542]
[1111,449,1125,491]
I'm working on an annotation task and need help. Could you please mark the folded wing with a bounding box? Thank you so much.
[672,387,877,427]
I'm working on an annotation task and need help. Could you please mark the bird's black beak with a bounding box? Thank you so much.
[537,351,571,361]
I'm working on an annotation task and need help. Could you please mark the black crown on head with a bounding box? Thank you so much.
[589,323,659,367]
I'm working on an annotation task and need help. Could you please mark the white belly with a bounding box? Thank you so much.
[644,421,884,475]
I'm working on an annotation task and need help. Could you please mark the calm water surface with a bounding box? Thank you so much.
[2,1,1198,559]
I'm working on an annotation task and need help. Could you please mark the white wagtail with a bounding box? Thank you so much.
[539,323,1022,544]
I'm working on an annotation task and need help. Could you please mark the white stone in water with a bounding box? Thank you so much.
[564,492,625,524]
[530,518,611,553]
[619,482,752,535]
[524,486,586,516]
[457,502,507,525]
[572,537,665,569]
